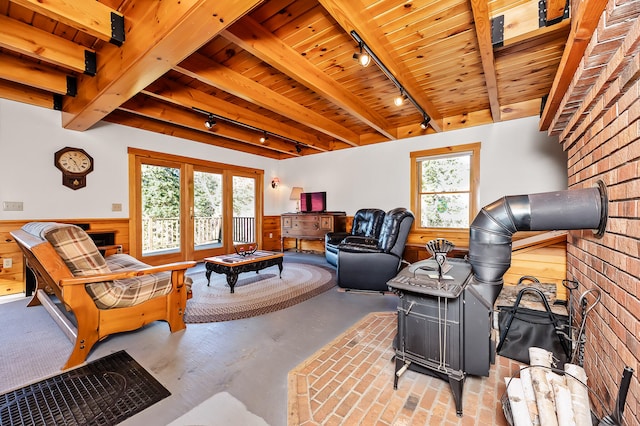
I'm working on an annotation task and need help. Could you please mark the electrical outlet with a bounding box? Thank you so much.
[2,258,12,268]
[269,232,273,238]
[2,201,23,211]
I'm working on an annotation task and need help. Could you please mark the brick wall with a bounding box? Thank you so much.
[550,0,639,421]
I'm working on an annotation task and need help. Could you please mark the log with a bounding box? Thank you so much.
[529,347,553,367]
[529,348,558,426]
[551,379,576,426]
[520,366,541,426]
[564,364,592,426]
[505,378,534,426]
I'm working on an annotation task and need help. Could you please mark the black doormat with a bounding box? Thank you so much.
[0,350,170,426]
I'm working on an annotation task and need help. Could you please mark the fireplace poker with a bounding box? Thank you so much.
[561,278,579,355]
[571,288,601,366]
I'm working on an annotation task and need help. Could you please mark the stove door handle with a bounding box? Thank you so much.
[403,301,416,316]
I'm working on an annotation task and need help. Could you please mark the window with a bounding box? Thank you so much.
[411,143,480,230]
[129,148,263,264]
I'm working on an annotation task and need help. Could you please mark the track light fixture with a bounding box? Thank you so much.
[204,114,216,129]
[260,131,268,143]
[394,91,406,107]
[420,115,431,130]
[295,144,302,154]
[352,42,371,67]
[350,31,432,130]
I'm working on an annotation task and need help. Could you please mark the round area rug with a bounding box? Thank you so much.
[183,262,335,323]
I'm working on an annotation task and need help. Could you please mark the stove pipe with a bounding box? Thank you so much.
[468,181,607,304]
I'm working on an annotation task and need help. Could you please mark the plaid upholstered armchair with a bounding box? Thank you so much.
[11,222,195,369]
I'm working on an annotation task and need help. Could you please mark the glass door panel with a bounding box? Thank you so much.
[141,164,181,256]
[232,175,256,243]
[193,170,223,251]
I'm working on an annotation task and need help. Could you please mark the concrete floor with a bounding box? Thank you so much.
[85,252,399,425]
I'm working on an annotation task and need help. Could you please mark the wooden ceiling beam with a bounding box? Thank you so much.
[175,53,360,146]
[142,78,331,152]
[539,0,608,131]
[500,98,543,121]
[492,1,570,48]
[61,0,261,132]
[318,0,443,133]
[0,79,55,109]
[222,15,397,141]
[470,0,501,122]
[0,53,75,95]
[10,0,124,45]
[119,95,303,157]
[546,0,568,23]
[444,109,494,131]
[141,78,331,151]
[105,110,288,160]
[0,15,95,75]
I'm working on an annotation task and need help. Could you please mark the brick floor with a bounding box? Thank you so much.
[288,312,523,425]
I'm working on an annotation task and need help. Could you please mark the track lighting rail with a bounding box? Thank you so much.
[350,30,431,130]
[191,106,307,152]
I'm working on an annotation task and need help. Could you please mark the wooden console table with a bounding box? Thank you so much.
[281,212,346,252]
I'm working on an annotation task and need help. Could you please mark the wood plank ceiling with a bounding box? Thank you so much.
[0,0,572,159]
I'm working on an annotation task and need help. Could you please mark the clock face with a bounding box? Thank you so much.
[58,150,92,174]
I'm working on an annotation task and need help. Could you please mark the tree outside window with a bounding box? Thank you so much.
[411,143,480,230]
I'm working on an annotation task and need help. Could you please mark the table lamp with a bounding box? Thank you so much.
[290,187,304,212]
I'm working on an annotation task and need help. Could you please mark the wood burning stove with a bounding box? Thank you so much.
[387,184,609,417]
[388,257,494,417]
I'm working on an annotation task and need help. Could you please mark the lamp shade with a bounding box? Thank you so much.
[289,187,304,200]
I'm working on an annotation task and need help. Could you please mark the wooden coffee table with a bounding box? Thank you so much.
[204,250,284,293]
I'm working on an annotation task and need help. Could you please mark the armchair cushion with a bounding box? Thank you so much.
[351,208,386,237]
[336,242,383,254]
[86,269,172,309]
[325,208,385,267]
[377,208,415,256]
[325,231,351,246]
[341,235,378,246]
[338,236,380,254]
[29,222,111,277]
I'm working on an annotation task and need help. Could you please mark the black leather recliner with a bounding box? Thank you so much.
[336,207,414,292]
[325,208,386,267]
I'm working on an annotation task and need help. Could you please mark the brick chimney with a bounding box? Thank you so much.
[547,0,640,420]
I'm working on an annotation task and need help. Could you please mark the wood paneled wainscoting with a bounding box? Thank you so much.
[0,219,129,296]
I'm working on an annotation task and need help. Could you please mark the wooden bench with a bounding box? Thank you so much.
[11,222,195,370]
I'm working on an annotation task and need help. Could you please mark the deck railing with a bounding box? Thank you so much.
[142,216,255,252]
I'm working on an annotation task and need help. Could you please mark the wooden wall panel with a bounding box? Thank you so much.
[503,231,567,300]
[261,215,281,251]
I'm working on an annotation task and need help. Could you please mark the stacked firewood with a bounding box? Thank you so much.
[504,347,592,426]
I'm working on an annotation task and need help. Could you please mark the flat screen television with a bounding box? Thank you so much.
[300,191,326,213]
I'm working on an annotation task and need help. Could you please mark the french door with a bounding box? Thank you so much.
[129,148,263,265]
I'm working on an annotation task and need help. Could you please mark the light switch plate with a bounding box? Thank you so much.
[3,201,23,211]
[2,258,12,268]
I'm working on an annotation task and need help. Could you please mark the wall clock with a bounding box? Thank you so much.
[54,147,94,190]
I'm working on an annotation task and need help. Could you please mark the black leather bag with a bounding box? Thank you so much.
[496,287,571,366]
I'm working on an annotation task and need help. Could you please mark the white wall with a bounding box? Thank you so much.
[0,99,279,220]
[274,116,568,215]
[0,99,567,219]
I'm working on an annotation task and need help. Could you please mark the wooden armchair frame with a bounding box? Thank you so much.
[11,228,195,370]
